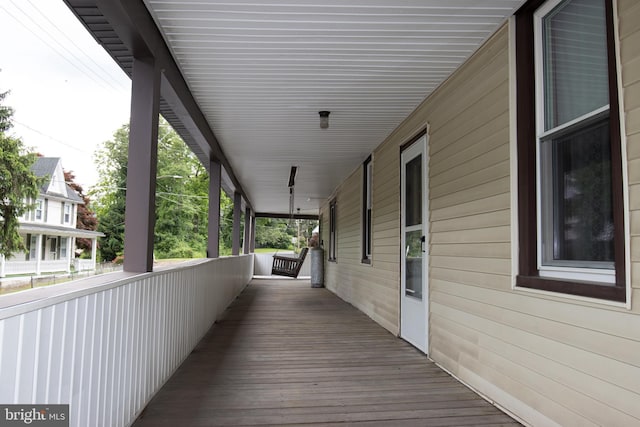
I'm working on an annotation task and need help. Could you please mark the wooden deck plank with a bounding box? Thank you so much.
[133,279,520,426]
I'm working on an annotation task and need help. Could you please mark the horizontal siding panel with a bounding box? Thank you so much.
[624,80,640,112]
[628,134,640,161]
[431,210,510,233]
[431,268,511,290]
[427,63,508,137]
[429,82,508,148]
[431,282,640,370]
[618,0,640,38]
[430,243,511,259]
[430,177,510,211]
[431,193,510,222]
[621,56,640,89]
[431,157,510,199]
[374,211,400,228]
[431,123,509,178]
[430,255,510,276]
[369,260,399,272]
[428,346,581,427]
[626,106,640,135]
[432,279,640,342]
[431,316,613,427]
[431,226,510,244]
[620,24,640,68]
[431,302,640,423]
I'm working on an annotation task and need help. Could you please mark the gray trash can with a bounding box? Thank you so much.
[310,247,324,288]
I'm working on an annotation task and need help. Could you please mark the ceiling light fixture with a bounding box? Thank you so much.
[319,111,330,129]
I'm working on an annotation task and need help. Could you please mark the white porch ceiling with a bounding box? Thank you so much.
[142,0,525,215]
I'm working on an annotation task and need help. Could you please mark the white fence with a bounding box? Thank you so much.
[4,260,69,276]
[253,251,311,277]
[0,254,254,427]
[72,259,96,272]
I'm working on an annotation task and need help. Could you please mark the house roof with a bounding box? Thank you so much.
[31,157,84,204]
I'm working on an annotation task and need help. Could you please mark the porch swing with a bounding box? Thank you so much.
[271,247,309,278]
[270,165,309,278]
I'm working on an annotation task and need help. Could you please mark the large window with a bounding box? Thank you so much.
[329,199,337,262]
[515,0,625,301]
[362,156,372,263]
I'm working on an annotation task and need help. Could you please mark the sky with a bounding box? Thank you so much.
[0,0,131,190]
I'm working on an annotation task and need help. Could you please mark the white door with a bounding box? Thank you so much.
[400,135,428,353]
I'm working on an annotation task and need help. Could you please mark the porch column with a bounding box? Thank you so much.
[66,236,74,273]
[207,159,221,258]
[91,238,98,270]
[123,56,161,273]
[232,192,241,256]
[0,254,5,278]
[243,208,251,255]
[250,214,256,253]
[35,234,43,275]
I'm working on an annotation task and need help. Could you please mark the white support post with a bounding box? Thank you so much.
[35,234,43,276]
[91,238,98,271]
[67,237,74,273]
[0,254,5,278]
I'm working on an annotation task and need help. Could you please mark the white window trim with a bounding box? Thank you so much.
[533,0,614,284]
[35,198,44,221]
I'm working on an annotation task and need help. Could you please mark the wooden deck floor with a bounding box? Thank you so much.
[133,279,519,426]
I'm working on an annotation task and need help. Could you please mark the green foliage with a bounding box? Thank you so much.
[93,118,210,261]
[0,90,43,258]
[93,125,129,261]
[255,217,292,249]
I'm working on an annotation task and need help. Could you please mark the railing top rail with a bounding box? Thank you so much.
[0,255,254,320]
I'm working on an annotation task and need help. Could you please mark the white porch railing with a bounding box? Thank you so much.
[40,260,69,272]
[72,259,96,272]
[3,260,69,276]
[3,261,38,276]
[0,254,254,427]
[254,251,311,277]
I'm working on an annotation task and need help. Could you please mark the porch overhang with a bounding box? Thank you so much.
[63,0,527,217]
[18,224,105,239]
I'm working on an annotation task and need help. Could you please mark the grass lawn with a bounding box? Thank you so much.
[254,248,293,253]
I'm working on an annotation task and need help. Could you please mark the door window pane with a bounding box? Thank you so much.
[405,155,422,227]
[542,0,608,130]
[405,230,423,299]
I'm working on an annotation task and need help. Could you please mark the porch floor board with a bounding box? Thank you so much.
[133,279,519,426]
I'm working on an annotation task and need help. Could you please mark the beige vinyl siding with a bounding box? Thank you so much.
[321,164,400,334]
[321,1,640,424]
[625,0,640,313]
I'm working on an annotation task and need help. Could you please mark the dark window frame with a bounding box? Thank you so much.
[329,199,337,262]
[515,0,626,302]
[361,155,373,264]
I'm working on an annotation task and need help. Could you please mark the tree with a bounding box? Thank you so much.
[0,90,43,258]
[93,125,129,261]
[64,170,98,253]
[153,120,209,258]
[254,217,292,249]
[93,118,210,261]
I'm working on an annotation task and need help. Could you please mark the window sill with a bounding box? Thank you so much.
[516,274,625,302]
[361,258,371,265]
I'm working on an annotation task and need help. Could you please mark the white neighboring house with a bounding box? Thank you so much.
[0,157,104,278]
